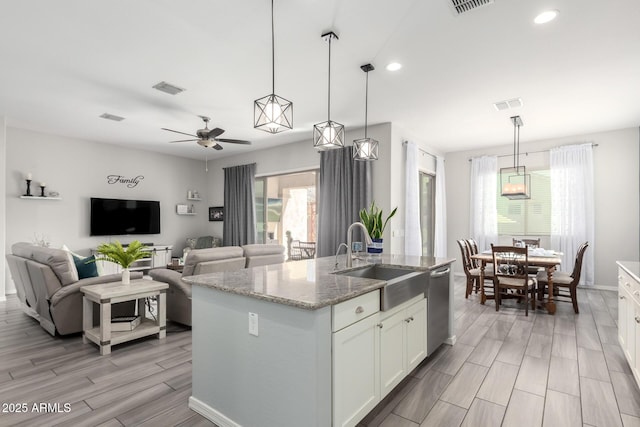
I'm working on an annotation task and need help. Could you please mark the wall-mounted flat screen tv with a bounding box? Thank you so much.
[90,198,160,236]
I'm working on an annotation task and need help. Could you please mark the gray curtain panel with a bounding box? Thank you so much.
[223,163,257,246]
[317,146,372,257]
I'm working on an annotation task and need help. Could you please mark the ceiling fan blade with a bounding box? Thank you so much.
[169,139,198,143]
[161,128,198,138]
[212,143,224,151]
[207,127,224,139]
[215,138,251,145]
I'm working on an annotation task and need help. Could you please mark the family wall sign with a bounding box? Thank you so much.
[106,175,144,188]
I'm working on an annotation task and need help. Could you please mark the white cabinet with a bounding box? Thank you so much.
[92,245,173,275]
[618,263,640,388]
[332,292,428,427]
[379,297,427,397]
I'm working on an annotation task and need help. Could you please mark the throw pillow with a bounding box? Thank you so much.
[62,244,104,276]
[73,255,99,279]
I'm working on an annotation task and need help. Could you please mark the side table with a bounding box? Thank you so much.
[81,279,169,355]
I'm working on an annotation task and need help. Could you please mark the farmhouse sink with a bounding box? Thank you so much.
[335,265,427,310]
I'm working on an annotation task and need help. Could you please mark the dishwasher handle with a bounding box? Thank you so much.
[430,267,450,278]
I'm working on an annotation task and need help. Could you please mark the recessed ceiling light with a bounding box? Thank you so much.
[386,62,402,72]
[99,113,125,121]
[534,10,559,24]
[152,81,186,95]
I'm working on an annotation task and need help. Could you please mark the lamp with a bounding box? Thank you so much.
[254,0,292,133]
[353,64,378,161]
[500,115,531,199]
[313,32,344,150]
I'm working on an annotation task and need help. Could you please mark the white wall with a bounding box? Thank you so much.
[0,117,6,300]
[4,127,211,295]
[445,127,640,288]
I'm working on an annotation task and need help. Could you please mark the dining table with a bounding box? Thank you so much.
[470,249,562,314]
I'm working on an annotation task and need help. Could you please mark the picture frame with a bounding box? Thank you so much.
[209,206,224,222]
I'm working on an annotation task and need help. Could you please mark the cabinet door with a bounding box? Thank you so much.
[625,293,637,368]
[619,285,628,350]
[333,313,380,427]
[151,248,170,268]
[379,309,406,398]
[406,298,427,373]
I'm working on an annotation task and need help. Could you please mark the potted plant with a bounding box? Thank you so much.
[94,240,148,285]
[359,202,398,254]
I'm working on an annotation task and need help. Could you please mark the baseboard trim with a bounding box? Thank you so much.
[189,396,241,427]
[445,335,457,346]
[583,285,616,292]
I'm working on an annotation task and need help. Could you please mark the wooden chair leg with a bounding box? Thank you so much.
[524,288,529,316]
[495,286,501,312]
[570,286,579,314]
[531,287,536,311]
[465,278,472,299]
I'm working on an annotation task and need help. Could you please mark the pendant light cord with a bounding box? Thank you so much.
[271,0,275,93]
[327,35,332,121]
[513,120,517,168]
[364,71,369,138]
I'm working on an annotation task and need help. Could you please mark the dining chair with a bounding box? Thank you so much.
[491,245,537,316]
[512,238,541,249]
[537,242,589,313]
[457,239,478,298]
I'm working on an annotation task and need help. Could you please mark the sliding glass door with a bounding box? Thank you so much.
[420,172,436,257]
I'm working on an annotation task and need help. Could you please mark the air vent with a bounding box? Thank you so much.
[449,0,494,15]
[99,113,125,121]
[493,98,523,111]
[152,81,186,95]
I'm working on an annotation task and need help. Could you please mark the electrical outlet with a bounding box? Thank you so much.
[248,312,259,336]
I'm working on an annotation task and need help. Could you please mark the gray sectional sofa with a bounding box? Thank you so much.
[149,244,285,326]
[6,242,141,336]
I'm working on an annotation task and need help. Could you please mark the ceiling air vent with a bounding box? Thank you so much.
[99,113,125,121]
[152,81,186,95]
[449,0,494,15]
[493,98,523,111]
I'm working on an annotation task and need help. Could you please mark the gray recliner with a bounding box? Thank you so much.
[242,244,285,267]
[6,242,141,336]
[149,246,246,326]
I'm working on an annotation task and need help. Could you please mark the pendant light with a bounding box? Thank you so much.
[313,31,344,150]
[353,64,378,161]
[500,115,531,199]
[254,0,293,133]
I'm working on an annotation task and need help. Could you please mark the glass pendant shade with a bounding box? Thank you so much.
[254,93,293,133]
[313,120,344,150]
[353,137,379,161]
[500,166,531,199]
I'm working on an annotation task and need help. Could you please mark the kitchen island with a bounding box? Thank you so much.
[184,254,455,427]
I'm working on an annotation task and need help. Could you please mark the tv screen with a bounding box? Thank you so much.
[90,198,160,236]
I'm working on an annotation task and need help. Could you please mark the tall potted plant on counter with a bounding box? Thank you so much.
[94,240,148,285]
[359,202,397,255]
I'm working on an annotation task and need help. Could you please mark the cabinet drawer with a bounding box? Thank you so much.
[333,290,380,332]
[620,270,640,304]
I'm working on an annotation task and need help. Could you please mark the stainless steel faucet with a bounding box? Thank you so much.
[346,222,373,268]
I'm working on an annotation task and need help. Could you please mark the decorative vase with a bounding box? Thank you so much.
[367,238,383,255]
[121,268,131,285]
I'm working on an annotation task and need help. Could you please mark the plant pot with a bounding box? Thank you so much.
[121,268,131,285]
[367,238,383,255]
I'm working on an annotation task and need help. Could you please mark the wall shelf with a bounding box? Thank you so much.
[187,197,202,201]
[20,196,62,200]
[177,213,197,216]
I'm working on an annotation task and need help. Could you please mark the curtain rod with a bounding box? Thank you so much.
[402,140,438,160]
[467,143,599,162]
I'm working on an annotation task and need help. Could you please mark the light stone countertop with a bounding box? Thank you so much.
[183,254,455,310]
[618,261,640,284]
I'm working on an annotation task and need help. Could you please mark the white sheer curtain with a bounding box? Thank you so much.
[550,143,594,286]
[434,156,447,258]
[470,156,498,251]
[404,141,422,256]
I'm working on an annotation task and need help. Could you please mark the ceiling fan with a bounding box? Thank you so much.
[162,116,251,150]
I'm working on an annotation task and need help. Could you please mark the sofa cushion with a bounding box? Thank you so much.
[242,244,285,257]
[73,255,99,279]
[182,247,244,276]
[12,242,79,286]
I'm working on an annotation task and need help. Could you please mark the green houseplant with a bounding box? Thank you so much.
[359,202,397,254]
[94,240,149,284]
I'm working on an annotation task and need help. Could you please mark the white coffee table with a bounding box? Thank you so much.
[81,279,168,355]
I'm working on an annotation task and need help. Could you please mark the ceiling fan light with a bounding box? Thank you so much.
[254,93,293,134]
[353,137,379,161]
[313,120,344,150]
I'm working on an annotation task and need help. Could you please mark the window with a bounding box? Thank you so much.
[255,171,318,255]
[420,172,436,257]
[497,169,551,236]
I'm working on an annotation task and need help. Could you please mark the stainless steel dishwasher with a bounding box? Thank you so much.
[425,265,451,356]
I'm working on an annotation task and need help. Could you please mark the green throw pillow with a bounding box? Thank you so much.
[73,255,99,279]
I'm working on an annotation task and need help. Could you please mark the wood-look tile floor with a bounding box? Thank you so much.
[0,276,637,426]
